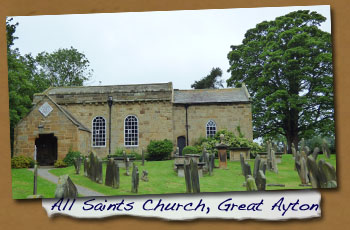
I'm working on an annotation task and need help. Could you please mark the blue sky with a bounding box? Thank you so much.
[11,5,331,89]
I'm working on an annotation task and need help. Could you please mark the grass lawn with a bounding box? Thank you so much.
[48,154,337,196]
[11,168,57,199]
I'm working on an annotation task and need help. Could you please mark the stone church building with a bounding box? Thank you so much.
[13,82,253,165]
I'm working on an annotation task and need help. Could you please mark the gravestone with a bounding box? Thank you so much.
[85,152,103,184]
[246,175,257,191]
[271,150,278,173]
[307,155,320,188]
[243,162,252,178]
[215,134,228,169]
[33,163,38,195]
[255,170,266,191]
[240,153,245,175]
[73,157,82,175]
[259,160,267,175]
[253,154,261,179]
[83,157,88,177]
[322,139,331,159]
[141,148,145,166]
[141,170,149,182]
[190,159,200,193]
[291,143,296,157]
[55,175,78,198]
[318,159,337,188]
[312,147,320,161]
[208,153,214,176]
[105,158,119,188]
[131,164,139,193]
[96,159,103,184]
[184,162,192,193]
[125,158,130,176]
[299,157,309,185]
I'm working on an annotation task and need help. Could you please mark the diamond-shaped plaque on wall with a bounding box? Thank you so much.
[39,102,53,117]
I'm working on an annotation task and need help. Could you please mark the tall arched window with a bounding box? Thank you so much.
[125,115,138,146]
[206,120,217,138]
[92,116,106,147]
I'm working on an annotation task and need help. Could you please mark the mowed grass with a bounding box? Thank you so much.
[11,168,57,199]
[48,154,337,196]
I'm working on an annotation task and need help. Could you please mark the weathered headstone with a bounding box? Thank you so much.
[243,162,252,178]
[246,175,257,191]
[73,157,82,174]
[271,150,278,173]
[240,153,245,175]
[322,139,331,159]
[97,159,103,184]
[55,175,78,198]
[291,143,296,157]
[125,157,130,176]
[33,163,38,195]
[105,158,119,187]
[318,159,337,188]
[312,147,320,161]
[255,170,266,191]
[141,170,149,182]
[299,157,309,185]
[307,155,320,188]
[216,134,228,169]
[184,162,192,193]
[141,148,145,166]
[131,164,139,193]
[253,154,261,179]
[190,159,200,193]
[259,160,267,175]
[83,157,88,177]
[208,153,214,176]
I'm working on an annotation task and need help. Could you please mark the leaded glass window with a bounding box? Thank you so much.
[125,115,138,146]
[206,120,216,138]
[92,116,106,147]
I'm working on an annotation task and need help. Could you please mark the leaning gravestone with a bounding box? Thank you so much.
[55,175,78,198]
[246,175,257,191]
[253,154,261,179]
[322,139,331,159]
[307,155,320,188]
[73,157,82,175]
[318,159,337,188]
[255,170,266,191]
[86,152,103,184]
[299,157,309,185]
[243,162,252,179]
[131,164,139,193]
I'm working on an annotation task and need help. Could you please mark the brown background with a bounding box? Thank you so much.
[0,0,348,229]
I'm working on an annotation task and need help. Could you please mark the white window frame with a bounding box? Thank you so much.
[206,120,217,138]
[124,115,139,147]
[92,116,106,147]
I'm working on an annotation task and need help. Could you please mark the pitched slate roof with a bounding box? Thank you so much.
[173,86,250,104]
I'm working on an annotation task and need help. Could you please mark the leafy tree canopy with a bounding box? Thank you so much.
[227,10,333,152]
[191,67,224,89]
[36,47,93,87]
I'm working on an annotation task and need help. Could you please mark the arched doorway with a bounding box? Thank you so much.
[35,134,57,166]
[177,136,186,156]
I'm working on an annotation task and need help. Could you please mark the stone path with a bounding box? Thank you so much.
[29,167,105,197]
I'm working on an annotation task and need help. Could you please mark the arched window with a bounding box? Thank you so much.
[92,116,106,147]
[206,120,217,138]
[124,115,138,146]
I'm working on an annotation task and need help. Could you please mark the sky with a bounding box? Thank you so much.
[11,5,331,89]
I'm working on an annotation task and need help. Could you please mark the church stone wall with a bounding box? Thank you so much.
[13,98,80,160]
[63,101,173,157]
[173,103,253,146]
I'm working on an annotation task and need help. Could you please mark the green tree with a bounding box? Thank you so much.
[227,10,333,153]
[36,47,93,87]
[191,67,224,89]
